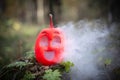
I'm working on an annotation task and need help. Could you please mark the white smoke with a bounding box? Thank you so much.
[57,20,120,80]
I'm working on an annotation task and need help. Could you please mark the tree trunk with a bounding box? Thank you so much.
[44,0,62,26]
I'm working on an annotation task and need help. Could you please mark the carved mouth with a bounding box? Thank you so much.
[44,51,55,60]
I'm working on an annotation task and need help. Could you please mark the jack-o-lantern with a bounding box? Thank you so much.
[35,14,64,65]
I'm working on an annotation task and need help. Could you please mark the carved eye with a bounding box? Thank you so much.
[40,36,48,47]
[51,36,61,47]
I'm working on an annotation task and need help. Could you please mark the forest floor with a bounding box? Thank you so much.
[0,51,73,80]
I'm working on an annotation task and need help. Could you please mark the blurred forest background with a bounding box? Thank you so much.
[0,0,120,68]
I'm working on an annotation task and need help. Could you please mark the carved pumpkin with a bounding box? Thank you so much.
[35,14,64,65]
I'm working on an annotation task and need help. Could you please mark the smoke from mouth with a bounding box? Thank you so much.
[57,20,120,80]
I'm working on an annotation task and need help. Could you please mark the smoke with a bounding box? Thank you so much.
[57,20,120,80]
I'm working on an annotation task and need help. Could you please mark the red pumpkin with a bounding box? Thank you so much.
[35,14,64,65]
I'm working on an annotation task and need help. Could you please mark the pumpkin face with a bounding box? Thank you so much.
[35,27,64,65]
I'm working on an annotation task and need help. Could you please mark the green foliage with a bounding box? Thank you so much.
[25,51,35,59]
[43,69,61,80]
[22,71,35,80]
[7,61,33,69]
[104,58,112,66]
[61,61,74,72]
[0,50,74,80]
[6,51,34,69]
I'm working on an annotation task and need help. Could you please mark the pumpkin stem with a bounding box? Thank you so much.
[49,14,54,28]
